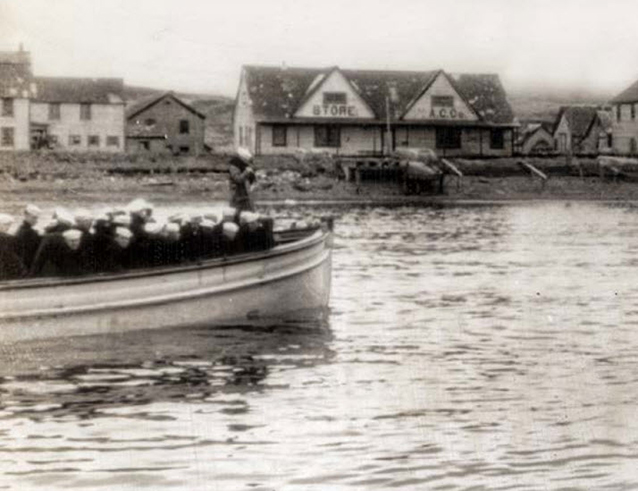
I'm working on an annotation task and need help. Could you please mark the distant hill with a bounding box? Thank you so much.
[507,87,614,124]
[124,85,235,152]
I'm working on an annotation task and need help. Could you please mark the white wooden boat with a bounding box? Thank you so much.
[0,225,333,342]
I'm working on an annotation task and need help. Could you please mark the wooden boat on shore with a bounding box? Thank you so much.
[0,224,333,342]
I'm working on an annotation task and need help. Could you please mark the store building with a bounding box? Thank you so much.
[234,65,517,157]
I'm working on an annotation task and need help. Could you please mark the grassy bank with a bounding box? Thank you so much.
[2,151,638,214]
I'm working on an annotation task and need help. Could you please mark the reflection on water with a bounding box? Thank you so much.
[2,201,638,490]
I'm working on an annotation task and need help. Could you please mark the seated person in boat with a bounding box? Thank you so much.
[73,208,100,274]
[237,211,272,253]
[30,229,89,277]
[128,198,154,241]
[98,227,134,273]
[13,204,42,271]
[43,208,75,234]
[0,213,27,281]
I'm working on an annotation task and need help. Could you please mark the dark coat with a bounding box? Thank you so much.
[13,221,41,270]
[97,240,133,273]
[0,233,27,281]
[228,157,255,212]
[29,233,89,278]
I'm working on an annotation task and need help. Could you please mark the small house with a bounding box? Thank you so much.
[609,80,638,155]
[553,106,611,156]
[126,92,206,156]
[517,122,555,155]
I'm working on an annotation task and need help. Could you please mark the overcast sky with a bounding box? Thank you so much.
[2,0,638,98]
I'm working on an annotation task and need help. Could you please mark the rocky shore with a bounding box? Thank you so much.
[2,151,638,214]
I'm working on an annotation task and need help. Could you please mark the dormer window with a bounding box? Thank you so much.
[323,92,346,105]
[431,96,454,107]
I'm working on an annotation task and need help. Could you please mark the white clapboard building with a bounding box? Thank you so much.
[233,65,517,157]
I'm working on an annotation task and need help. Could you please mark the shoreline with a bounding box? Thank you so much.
[3,152,638,213]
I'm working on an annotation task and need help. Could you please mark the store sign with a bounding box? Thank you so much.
[312,104,357,117]
[429,107,466,119]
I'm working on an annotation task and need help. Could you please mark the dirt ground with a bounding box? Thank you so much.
[2,151,638,214]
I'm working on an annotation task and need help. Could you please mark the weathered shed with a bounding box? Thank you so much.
[126,92,206,156]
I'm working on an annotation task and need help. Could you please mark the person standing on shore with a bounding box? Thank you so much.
[228,148,256,212]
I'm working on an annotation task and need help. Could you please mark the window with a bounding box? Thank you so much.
[1,127,14,147]
[69,135,81,146]
[436,127,462,149]
[2,98,14,117]
[107,136,120,147]
[323,92,346,105]
[272,125,287,147]
[144,118,156,126]
[179,146,190,154]
[80,103,92,120]
[314,125,341,148]
[607,133,613,148]
[490,129,505,149]
[179,119,190,134]
[617,105,622,122]
[49,103,61,120]
[88,135,100,147]
[632,105,636,121]
[431,96,454,107]
[139,140,150,151]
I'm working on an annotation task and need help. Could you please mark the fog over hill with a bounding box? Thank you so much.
[507,86,614,123]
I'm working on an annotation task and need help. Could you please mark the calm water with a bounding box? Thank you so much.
[1,201,638,490]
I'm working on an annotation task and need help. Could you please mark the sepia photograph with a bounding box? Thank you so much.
[1,0,638,489]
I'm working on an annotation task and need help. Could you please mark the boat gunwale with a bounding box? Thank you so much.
[0,246,331,322]
[0,227,329,292]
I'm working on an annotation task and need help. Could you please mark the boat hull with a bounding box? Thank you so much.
[0,229,332,342]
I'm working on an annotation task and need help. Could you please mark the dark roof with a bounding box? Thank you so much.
[0,50,33,98]
[554,106,599,140]
[452,74,515,124]
[611,79,638,104]
[126,92,206,120]
[517,122,553,144]
[33,77,125,103]
[241,65,515,125]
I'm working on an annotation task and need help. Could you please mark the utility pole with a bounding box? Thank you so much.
[385,96,392,156]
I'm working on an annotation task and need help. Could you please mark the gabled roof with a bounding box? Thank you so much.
[517,122,554,144]
[127,91,206,120]
[611,79,638,104]
[452,74,515,124]
[0,50,33,98]
[553,106,599,140]
[241,65,515,125]
[293,66,377,118]
[33,77,125,103]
